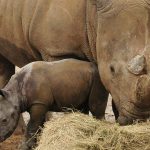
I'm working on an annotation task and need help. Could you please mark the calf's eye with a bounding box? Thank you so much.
[110,65,115,74]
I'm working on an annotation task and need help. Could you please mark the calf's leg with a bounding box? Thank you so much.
[20,104,48,150]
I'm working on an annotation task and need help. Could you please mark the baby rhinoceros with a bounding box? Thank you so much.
[0,59,108,150]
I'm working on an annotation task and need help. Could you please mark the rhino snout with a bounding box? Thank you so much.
[117,115,133,126]
[0,101,20,142]
[127,55,146,75]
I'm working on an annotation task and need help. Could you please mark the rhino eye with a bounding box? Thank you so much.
[110,65,115,74]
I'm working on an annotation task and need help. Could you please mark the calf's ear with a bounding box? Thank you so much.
[0,89,8,97]
[0,90,4,97]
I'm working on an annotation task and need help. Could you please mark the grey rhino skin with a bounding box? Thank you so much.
[0,59,108,149]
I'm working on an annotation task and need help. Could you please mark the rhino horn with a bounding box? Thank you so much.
[127,55,146,75]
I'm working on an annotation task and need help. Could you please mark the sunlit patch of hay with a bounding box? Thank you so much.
[35,113,150,150]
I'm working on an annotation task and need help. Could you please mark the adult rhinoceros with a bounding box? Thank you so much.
[0,0,97,87]
[97,0,150,125]
[0,0,108,145]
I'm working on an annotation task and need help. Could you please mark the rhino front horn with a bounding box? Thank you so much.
[127,55,146,75]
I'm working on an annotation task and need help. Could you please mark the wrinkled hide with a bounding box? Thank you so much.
[96,0,150,124]
[0,0,95,67]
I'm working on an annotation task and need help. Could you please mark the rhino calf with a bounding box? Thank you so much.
[0,59,108,150]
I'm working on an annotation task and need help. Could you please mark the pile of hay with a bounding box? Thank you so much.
[35,113,150,150]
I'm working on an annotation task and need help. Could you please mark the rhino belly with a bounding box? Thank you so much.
[0,38,42,67]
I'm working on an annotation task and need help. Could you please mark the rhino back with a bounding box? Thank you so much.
[0,0,42,67]
[0,0,91,67]
[17,60,93,108]
[46,60,93,107]
[29,0,90,62]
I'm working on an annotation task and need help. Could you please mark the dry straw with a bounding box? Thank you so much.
[35,112,150,150]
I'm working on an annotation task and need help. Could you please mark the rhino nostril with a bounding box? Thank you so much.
[2,119,7,123]
[14,105,18,110]
[11,112,15,118]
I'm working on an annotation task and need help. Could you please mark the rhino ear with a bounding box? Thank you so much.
[0,90,4,97]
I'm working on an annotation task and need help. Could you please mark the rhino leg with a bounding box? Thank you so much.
[20,104,48,150]
[0,54,15,87]
[112,100,119,120]
[88,74,109,119]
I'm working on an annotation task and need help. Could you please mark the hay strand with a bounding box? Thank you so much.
[35,113,150,150]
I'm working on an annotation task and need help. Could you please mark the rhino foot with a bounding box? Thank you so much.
[117,116,133,126]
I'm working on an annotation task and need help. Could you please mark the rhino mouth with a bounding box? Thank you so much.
[117,105,150,125]
[0,129,14,143]
[117,75,150,126]
[0,113,20,143]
